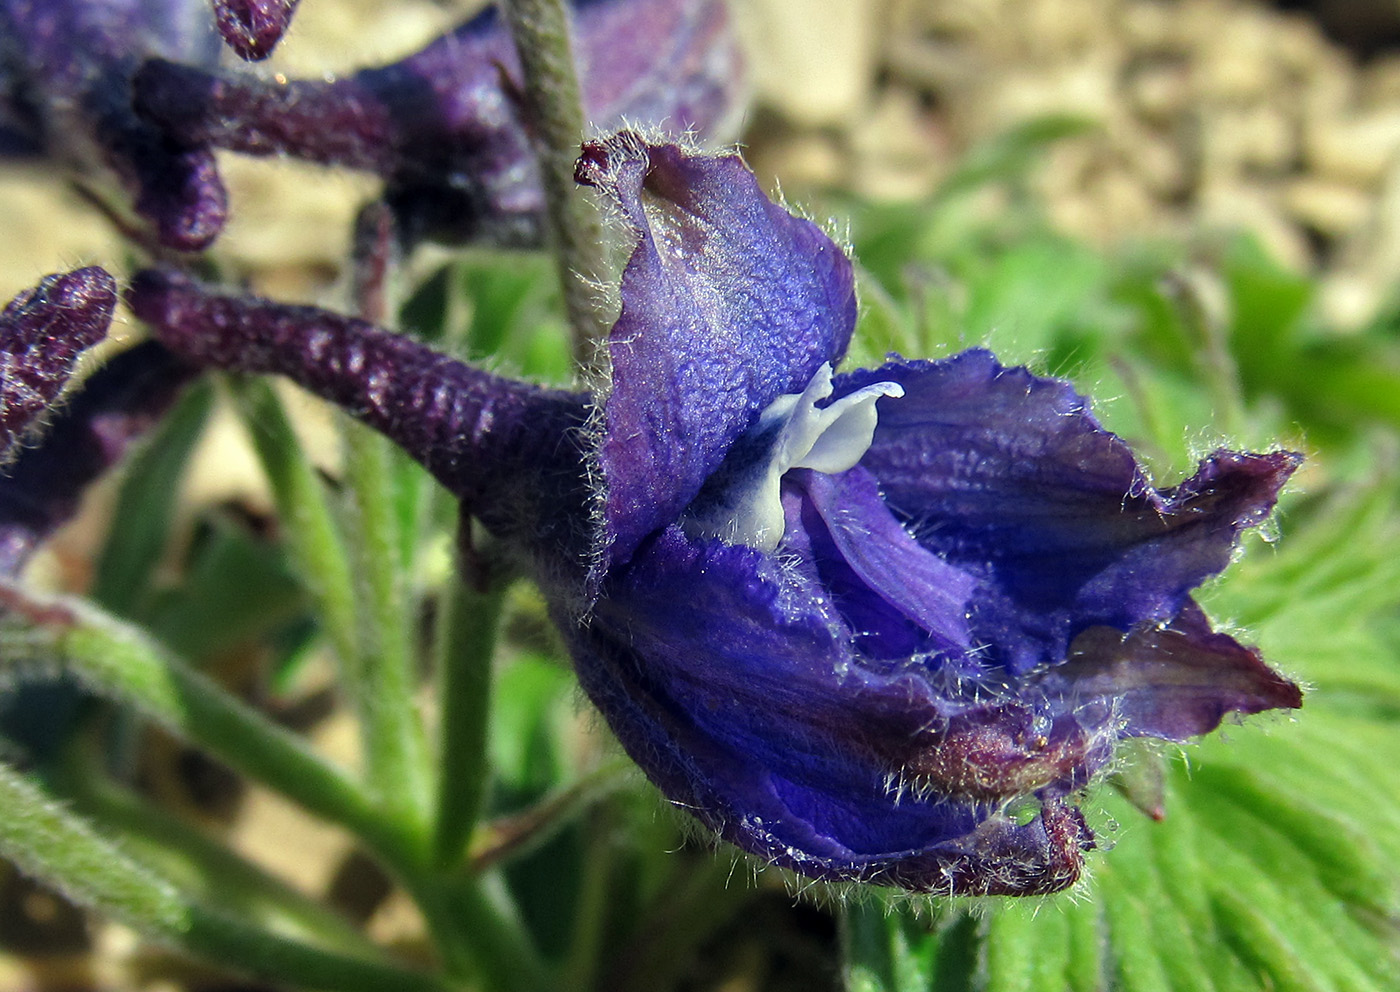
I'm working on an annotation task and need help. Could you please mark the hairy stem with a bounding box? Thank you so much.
[0,762,453,992]
[342,415,433,819]
[433,554,507,868]
[499,0,609,370]
[0,583,415,864]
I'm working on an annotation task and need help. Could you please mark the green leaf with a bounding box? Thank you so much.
[91,380,214,617]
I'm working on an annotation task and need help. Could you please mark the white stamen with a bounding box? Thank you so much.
[681,363,903,551]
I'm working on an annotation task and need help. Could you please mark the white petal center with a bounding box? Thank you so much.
[681,363,903,551]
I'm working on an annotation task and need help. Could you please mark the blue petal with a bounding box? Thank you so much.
[577,135,856,568]
[836,350,1301,673]
[572,526,1098,893]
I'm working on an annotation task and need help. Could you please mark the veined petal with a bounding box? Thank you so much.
[1052,602,1303,739]
[784,466,976,662]
[576,134,857,568]
[837,351,1301,673]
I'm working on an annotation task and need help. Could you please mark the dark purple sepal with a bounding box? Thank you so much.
[211,0,299,61]
[0,340,194,575]
[133,0,743,247]
[0,268,117,462]
[576,134,855,569]
[1052,602,1303,740]
[127,269,593,587]
[838,351,1302,673]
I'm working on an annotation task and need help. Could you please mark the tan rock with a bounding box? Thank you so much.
[1307,109,1400,186]
[732,0,883,127]
[1284,177,1371,237]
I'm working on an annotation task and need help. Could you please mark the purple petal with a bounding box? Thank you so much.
[572,525,1102,893]
[134,0,743,246]
[576,134,855,568]
[210,0,300,61]
[783,466,976,662]
[1,268,117,461]
[1051,602,1303,740]
[0,341,193,575]
[127,269,592,581]
[837,351,1301,672]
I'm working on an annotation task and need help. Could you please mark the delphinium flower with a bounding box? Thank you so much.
[129,133,1302,896]
[2,0,739,251]
[0,266,193,576]
[132,0,742,247]
[0,0,227,250]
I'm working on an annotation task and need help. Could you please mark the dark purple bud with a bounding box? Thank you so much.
[211,0,300,61]
[1,268,117,461]
[126,269,592,581]
[0,0,227,250]
[134,0,743,246]
[0,341,194,575]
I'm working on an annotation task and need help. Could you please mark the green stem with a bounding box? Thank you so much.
[0,583,414,866]
[0,762,454,992]
[561,809,614,992]
[342,415,432,819]
[55,762,367,956]
[226,376,359,691]
[433,564,507,868]
[469,759,631,873]
[499,0,609,370]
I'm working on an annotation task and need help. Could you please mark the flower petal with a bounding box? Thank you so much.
[784,466,976,662]
[1051,602,1303,740]
[837,350,1301,673]
[572,526,1095,893]
[1,268,117,462]
[576,134,856,568]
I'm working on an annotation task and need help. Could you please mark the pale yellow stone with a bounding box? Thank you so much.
[732,0,882,127]
[1284,177,1372,237]
[1307,109,1400,186]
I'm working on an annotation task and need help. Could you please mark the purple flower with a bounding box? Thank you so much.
[3,0,738,250]
[133,0,743,247]
[0,268,193,575]
[0,0,227,250]
[129,134,1302,895]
